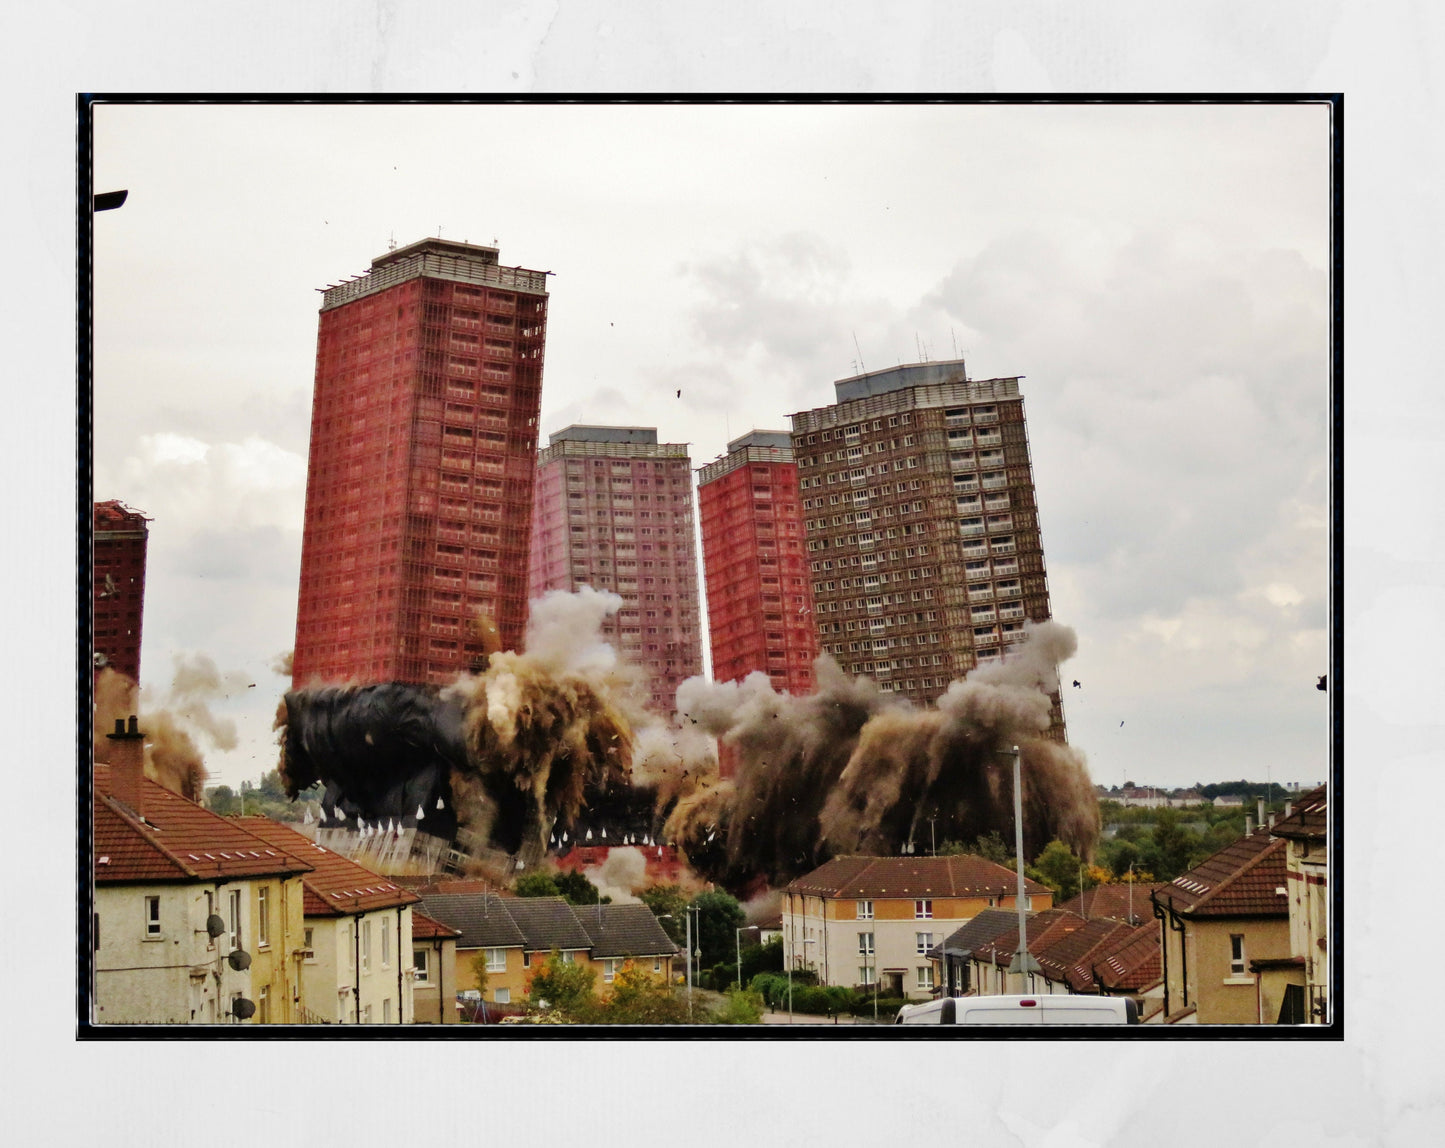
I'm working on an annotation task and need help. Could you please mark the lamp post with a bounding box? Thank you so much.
[788,936,816,1023]
[1003,744,1041,987]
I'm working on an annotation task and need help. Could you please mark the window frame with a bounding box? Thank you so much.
[485,947,507,973]
[257,885,270,949]
[914,899,933,919]
[856,899,874,920]
[144,894,161,939]
[413,947,430,983]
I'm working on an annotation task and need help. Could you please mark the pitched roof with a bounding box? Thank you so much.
[969,909,1086,966]
[1055,882,1168,927]
[238,818,419,916]
[1270,785,1327,843]
[93,767,313,884]
[1153,828,1290,919]
[574,902,680,959]
[936,909,1021,960]
[1091,923,1163,993]
[785,854,1050,900]
[503,896,596,953]
[1036,917,1138,993]
[416,893,527,950]
[411,910,463,941]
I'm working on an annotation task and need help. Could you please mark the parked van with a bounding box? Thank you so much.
[895,994,1139,1025]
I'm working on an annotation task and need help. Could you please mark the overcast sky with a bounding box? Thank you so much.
[90,100,1331,793]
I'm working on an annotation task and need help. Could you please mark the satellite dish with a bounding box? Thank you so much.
[206,914,226,938]
[228,948,252,972]
[231,996,256,1020]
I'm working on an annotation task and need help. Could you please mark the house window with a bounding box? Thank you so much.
[303,927,315,958]
[494,987,511,1004]
[412,948,430,982]
[228,889,242,950]
[362,920,372,971]
[917,966,935,990]
[258,886,270,948]
[915,900,933,919]
[856,900,873,920]
[381,922,391,967]
[485,948,507,973]
[653,958,663,974]
[144,895,161,938]
[560,951,576,964]
[858,932,875,955]
[363,1004,372,1024]
[383,999,392,1024]
[859,965,876,986]
[916,932,934,955]
[257,984,270,1024]
[603,959,622,983]
[1230,934,1246,976]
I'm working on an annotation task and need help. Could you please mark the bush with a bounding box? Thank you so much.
[749,972,789,1007]
[710,987,765,1025]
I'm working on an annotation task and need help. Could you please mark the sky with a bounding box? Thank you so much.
[87,100,1332,793]
[5,0,1441,1140]
[91,100,1332,794]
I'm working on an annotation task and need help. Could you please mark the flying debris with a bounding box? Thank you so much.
[1316,675,1327,691]
[1072,680,1081,688]
[416,804,425,820]
[271,590,1097,896]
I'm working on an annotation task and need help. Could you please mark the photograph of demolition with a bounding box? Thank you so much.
[87,105,1332,1030]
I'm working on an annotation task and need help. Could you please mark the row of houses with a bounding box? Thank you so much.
[91,717,678,1025]
[779,785,1329,1024]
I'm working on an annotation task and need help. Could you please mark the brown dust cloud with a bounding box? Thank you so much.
[275,588,1098,897]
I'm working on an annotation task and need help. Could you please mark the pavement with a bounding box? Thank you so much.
[759,1010,889,1025]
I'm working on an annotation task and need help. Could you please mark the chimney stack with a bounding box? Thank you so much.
[105,714,147,819]
[1245,814,1254,836]
[1257,797,1266,828]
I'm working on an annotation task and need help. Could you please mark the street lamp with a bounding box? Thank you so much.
[1002,744,1041,987]
[788,937,816,1023]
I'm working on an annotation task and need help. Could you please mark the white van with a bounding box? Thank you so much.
[896,994,1139,1025]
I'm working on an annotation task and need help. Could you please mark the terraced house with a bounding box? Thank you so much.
[92,719,313,1024]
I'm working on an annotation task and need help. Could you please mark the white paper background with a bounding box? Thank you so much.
[3,3,1438,1143]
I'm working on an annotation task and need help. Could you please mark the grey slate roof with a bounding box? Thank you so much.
[935,909,1025,960]
[504,896,596,953]
[576,902,680,959]
[416,893,526,950]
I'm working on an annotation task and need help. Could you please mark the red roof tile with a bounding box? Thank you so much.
[1152,829,1289,919]
[1036,917,1137,992]
[1093,924,1163,993]
[785,854,1050,900]
[94,766,313,883]
[239,818,420,916]
[1055,882,1169,927]
[1270,785,1327,842]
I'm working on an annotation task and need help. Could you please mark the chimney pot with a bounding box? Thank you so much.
[127,714,139,735]
[114,718,125,736]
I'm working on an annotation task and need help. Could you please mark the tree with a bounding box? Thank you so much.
[970,830,1014,866]
[554,868,605,906]
[639,884,688,945]
[513,872,561,898]
[525,951,596,1017]
[469,952,490,1001]
[206,785,240,816]
[1028,839,1084,902]
[690,890,746,969]
[740,936,783,984]
[1140,808,1203,882]
[596,961,689,1024]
